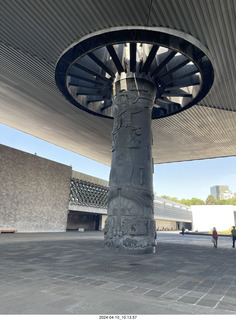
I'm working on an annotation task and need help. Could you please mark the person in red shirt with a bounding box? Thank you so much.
[212,227,218,248]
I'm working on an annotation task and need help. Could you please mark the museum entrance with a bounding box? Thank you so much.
[66,211,102,231]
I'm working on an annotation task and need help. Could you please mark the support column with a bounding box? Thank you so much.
[104,74,157,254]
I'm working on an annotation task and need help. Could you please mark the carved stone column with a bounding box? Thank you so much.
[55,29,214,254]
[104,74,157,254]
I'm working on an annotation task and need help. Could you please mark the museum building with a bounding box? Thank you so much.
[0,144,192,233]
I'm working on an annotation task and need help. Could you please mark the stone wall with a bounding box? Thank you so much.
[0,144,72,232]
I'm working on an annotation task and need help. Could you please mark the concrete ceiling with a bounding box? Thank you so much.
[0,0,236,166]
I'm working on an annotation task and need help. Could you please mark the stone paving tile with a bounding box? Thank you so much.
[88,280,109,287]
[177,269,199,275]
[1,232,236,314]
[4,276,26,283]
[185,291,205,298]
[49,286,72,295]
[196,299,218,308]
[57,274,78,280]
[115,284,136,292]
[161,293,180,301]
[161,289,189,301]
[108,270,130,276]
[128,286,150,295]
[225,286,236,296]
[65,276,86,281]
[177,296,200,304]
[208,285,230,295]
[219,278,234,284]
[152,278,168,285]
[169,288,189,295]
[200,279,216,287]
[222,296,236,304]
[215,301,236,312]
[191,285,213,293]
[50,279,83,288]
[48,297,78,309]
[144,289,165,298]
[99,282,123,289]
[203,293,224,301]
[178,280,200,290]
[136,277,156,284]
[73,277,95,284]
[0,275,23,283]
[20,267,37,272]
[128,280,158,290]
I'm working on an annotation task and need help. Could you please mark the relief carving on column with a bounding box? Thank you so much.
[108,187,153,212]
[105,77,157,253]
[104,193,156,251]
[127,126,141,149]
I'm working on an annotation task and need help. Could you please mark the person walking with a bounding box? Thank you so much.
[231,226,236,248]
[212,227,218,248]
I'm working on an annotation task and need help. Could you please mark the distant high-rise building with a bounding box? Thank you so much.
[210,185,228,200]
[210,185,234,200]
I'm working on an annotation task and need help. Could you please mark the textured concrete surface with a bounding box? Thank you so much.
[0,144,72,232]
[0,231,236,315]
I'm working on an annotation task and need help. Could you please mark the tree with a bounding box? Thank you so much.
[179,199,191,206]
[161,195,205,206]
[216,199,228,205]
[160,194,236,206]
[205,195,216,205]
[216,197,236,205]
[161,195,172,201]
[190,197,205,205]
[228,198,236,205]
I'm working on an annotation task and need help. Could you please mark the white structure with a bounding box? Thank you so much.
[191,205,236,232]
[219,191,235,200]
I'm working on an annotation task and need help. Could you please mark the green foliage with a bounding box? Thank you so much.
[160,195,236,206]
[227,198,236,205]
[216,199,228,205]
[214,197,236,205]
[218,227,233,235]
[208,227,233,235]
[161,195,204,206]
[188,197,205,205]
[205,195,217,205]
[179,199,191,206]
[161,195,173,201]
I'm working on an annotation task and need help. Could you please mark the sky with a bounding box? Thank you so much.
[1,123,236,202]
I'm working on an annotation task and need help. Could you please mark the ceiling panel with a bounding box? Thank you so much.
[0,0,235,165]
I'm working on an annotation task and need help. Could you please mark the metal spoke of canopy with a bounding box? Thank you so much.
[55,29,214,119]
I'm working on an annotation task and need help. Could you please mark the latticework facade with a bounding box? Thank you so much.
[70,179,109,209]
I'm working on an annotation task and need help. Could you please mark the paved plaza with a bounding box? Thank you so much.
[0,231,236,315]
